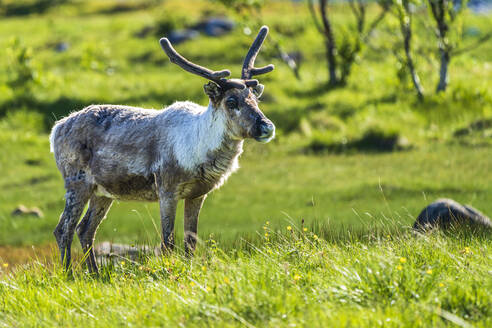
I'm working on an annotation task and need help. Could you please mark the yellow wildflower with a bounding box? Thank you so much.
[202,266,207,272]
[224,277,230,284]
[206,286,212,292]
[399,257,407,263]
[120,261,125,266]
[439,283,444,287]
[287,226,292,231]
[266,221,270,225]
[2,263,8,268]
[190,281,195,287]
[396,265,403,271]
[464,247,470,254]
[293,274,301,281]
[426,269,433,274]
[303,227,308,232]
[313,234,319,240]
[265,233,269,238]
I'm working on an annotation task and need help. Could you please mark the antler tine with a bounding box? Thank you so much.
[244,79,259,87]
[241,26,275,80]
[160,38,246,89]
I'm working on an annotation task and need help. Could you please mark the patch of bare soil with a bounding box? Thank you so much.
[0,243,58,273]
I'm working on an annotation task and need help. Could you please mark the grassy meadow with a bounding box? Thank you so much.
[1,232,491,327]
[0,0,491,326]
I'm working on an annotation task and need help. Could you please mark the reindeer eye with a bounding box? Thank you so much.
[226,97,238,110]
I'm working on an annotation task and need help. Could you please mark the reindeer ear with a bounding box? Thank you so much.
[204,81,223,101]
[252,84,264,98]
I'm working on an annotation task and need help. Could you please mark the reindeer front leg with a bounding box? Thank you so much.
[158,192,178,253]
[157,180,178,253]
[184,195,206,256]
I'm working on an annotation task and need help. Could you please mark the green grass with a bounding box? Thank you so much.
[1,230,491,327]
[0,1,491,326]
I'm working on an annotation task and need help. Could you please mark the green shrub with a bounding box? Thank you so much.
[5,37,40,103]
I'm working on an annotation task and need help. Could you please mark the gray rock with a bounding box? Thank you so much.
[94,241,160,261]
[192,18,235,37]
[54,42,69,53]
[413,198,492,231]
[167,29,199,45]
[11,205,43,218]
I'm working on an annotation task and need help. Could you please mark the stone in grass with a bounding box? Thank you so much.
[413,198,492,231]
[11,205,43,218]
[95,242,161,262]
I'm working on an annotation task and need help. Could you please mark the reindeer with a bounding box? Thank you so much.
[50,26,275,273]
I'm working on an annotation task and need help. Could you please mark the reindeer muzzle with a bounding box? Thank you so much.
[254,120,275,143]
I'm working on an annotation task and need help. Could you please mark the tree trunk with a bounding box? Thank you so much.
[401,15,424,100]
[325,40,338,86]
[436,46,450,92]
[320,0,338,86]
[428,0,450,93]
[404,41,424,100]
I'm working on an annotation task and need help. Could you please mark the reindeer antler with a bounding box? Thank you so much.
[241,26,275,80]
[159,38,246,90]
[159,26,273,90]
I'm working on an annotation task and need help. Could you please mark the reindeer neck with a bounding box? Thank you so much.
[203,102,244,162]
[195,103,244,181]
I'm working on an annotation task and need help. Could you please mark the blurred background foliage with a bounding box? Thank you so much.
[0,0,490,150]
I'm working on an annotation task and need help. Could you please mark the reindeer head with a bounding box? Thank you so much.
[159,26,275,143]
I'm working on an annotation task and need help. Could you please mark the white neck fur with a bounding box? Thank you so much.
[171,102,228,171]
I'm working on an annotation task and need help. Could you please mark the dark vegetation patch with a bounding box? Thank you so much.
[24,159,43,166]
[304,127,410,154]
[0,0,68,17]
[91,1,153,15]
[454,117,492,136]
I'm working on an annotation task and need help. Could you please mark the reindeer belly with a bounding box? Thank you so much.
[95,174,158,201]
[89,144,159,201]
[176,179,216,199]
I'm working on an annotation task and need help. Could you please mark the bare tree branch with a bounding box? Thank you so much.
[363,1,390,42]
[452,32,492,56]
[307,0,324,34]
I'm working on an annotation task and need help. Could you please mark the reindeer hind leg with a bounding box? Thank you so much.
[54,170,92,272]
[76,195,113,274]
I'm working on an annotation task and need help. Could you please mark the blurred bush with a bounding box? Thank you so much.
[5,37,40,103]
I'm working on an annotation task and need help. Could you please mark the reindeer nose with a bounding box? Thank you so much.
[260,122,274,136]
[257,120,275,143]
